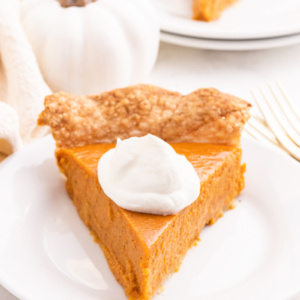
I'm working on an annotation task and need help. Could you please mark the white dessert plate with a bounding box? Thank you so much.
[0,135,300,300]
[153,0,300,40]
[160,31,300,51]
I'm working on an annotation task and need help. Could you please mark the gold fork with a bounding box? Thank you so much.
[244,81,300,162]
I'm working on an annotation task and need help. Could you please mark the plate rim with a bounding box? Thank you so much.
[154,0,300,40]
[160,31,300,51]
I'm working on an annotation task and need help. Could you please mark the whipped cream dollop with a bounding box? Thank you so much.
[97,134,200,215]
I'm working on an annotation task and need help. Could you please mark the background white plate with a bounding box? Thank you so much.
[0,135,300,300]
[161,31,300,51]
[153,0,300,40]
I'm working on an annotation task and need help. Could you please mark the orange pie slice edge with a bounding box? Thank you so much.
[38,84,251,300]
[192,0,238,21]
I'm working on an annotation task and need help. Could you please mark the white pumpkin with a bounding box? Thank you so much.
[21,0,160,95]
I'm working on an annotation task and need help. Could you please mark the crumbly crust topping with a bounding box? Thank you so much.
[38,84,251,148]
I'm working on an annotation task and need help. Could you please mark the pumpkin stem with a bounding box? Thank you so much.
[58,0,97,7]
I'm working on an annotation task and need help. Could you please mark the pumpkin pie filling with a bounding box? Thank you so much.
[38,84,251,300]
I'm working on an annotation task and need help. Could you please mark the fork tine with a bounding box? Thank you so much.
[270,81,300,135]
[251,89,300,161]
[263,85,300,147]
[251,111,267,126]
[248,116,279,145]
[244,122,282,149]
[275,81,300,123]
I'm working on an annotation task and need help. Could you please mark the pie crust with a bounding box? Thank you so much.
[38,84,251,148]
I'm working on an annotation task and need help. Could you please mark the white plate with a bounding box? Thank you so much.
[0,135,300,300]
[161,31,300,51]
[153,0,300,40]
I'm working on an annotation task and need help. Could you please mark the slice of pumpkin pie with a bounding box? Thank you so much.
[38,84,251,300]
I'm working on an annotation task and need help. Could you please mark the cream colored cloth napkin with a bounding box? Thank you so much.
[0,0,51,160]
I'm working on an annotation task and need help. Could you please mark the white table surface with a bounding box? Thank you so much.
[1,41,300,300]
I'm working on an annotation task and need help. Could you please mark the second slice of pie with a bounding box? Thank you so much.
[192,0,238,21]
